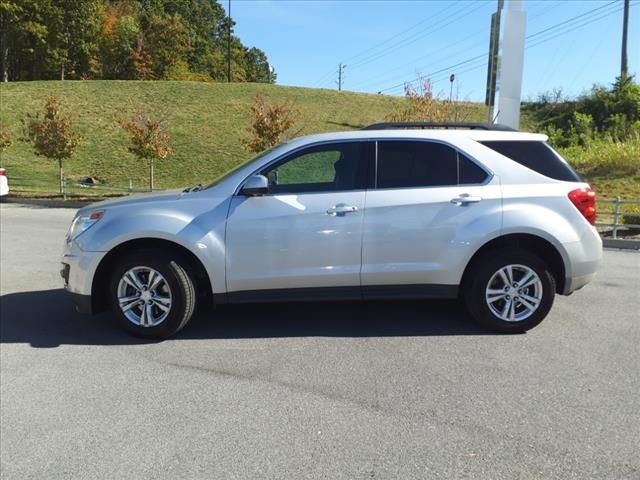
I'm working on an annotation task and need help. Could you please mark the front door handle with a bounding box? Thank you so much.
[451,194,482,206]
[326,204,358,216]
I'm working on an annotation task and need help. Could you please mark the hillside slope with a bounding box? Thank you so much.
[0,81,486,190]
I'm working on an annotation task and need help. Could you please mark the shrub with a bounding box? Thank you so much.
[0,122,12,154]
[387,79,453,123]
[622,213,640,226]
[243,96,301,153]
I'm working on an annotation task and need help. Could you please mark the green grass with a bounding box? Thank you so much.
[558,137,640,200]
[0,80,483,192]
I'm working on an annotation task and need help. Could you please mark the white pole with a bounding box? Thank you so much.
[495,0,526,129]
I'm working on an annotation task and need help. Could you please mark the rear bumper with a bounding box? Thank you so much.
[561,226,603,295]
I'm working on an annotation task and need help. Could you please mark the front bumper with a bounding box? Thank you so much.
[61,238,106,314]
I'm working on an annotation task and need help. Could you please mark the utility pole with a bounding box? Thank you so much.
[337,63,346,91]
[621,0,629,79]
[227,0,231,83]
[449,73,455,103]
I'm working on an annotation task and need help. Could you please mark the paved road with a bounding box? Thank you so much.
[1,202,639,480]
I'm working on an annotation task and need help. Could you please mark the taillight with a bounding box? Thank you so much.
[0,168,6,176]
[568,187,596,225]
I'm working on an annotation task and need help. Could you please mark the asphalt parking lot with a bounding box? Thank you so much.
[1,202,639,479]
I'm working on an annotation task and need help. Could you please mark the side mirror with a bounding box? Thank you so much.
[241,174,269,196]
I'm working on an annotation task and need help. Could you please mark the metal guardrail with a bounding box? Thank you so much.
[7,176,157,198]
[596,197,640,239]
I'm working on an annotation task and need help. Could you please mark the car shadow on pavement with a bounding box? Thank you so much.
[0,289,494,347]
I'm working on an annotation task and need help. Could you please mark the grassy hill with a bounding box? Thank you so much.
[1,81,637,202]
[0,81,484,193]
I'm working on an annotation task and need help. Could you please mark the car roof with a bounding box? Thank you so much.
[287,129,548,147]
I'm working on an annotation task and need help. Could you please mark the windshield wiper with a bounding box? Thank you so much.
[183,184,203,193]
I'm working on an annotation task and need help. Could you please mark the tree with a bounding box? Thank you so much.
[23,96,82,194]
[144,14,191,79]
[243,96,301,153]
[119,108,171,190]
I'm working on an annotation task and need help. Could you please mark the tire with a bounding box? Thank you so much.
[108,249,196,339]
[463,248,556,333]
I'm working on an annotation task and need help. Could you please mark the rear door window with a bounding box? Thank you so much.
[376,141,488,188]
[479,140,582,182]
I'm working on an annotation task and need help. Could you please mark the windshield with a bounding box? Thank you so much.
[204,146,281,190]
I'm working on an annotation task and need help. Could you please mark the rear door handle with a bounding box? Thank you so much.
[326,204,358,216]
[451,194,482,206]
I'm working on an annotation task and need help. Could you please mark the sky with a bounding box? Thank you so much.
[225,0,638,101]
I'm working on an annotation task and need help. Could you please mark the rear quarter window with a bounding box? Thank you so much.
[480,140,582,182]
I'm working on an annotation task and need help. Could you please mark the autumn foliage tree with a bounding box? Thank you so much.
[119,109,171,190]
[23,96,82,194]
[388,79,453,123]
[243,96,301,153]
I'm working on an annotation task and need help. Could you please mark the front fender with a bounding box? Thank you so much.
[76,197,231,293]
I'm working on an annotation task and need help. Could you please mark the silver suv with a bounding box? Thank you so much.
[61,122,602,338]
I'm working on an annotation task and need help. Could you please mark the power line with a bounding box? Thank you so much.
[352,25,490,91]
[348,1,490,71]
[312,1,462,87]
[348,0,562,92]
[341,2,460,65]
[375,0,630,95]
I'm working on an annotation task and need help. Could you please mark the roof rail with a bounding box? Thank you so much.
[362,122,517,132]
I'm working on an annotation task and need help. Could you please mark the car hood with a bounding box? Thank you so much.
[78,189,192,213]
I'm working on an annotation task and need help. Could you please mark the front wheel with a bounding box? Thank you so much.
[464,249,556,333]
[109,250,196,339]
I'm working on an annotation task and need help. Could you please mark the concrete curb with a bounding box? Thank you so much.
[0,196,98,209]
[603,238,640,250]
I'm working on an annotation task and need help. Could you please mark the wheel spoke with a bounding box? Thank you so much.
[521,277,539,289]
[149,274,163,293]
[518,270,534,288]
[498,269,510,287]
[517,295,538,312]
[119,295,141,312]
[501,298,512,320]
[519,293,541,306]
[145,303,155,323]
[153,299,170,312]
[487,293,507,304]
[123,271,144,290]
[139,303,147,326]
[146,270,156,290]
[505,265,514,285]
[509,299,515,321]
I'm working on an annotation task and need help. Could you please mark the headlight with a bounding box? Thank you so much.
[67,210,105,240]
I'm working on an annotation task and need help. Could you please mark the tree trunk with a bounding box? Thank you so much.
[1,44,8,82]
[1,28,8,82]
[58,158,65,198]
[61,64,65,81]
[149,159,154,191]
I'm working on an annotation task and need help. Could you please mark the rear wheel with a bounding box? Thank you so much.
[464,248,555,333]
[109,250,196,339]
